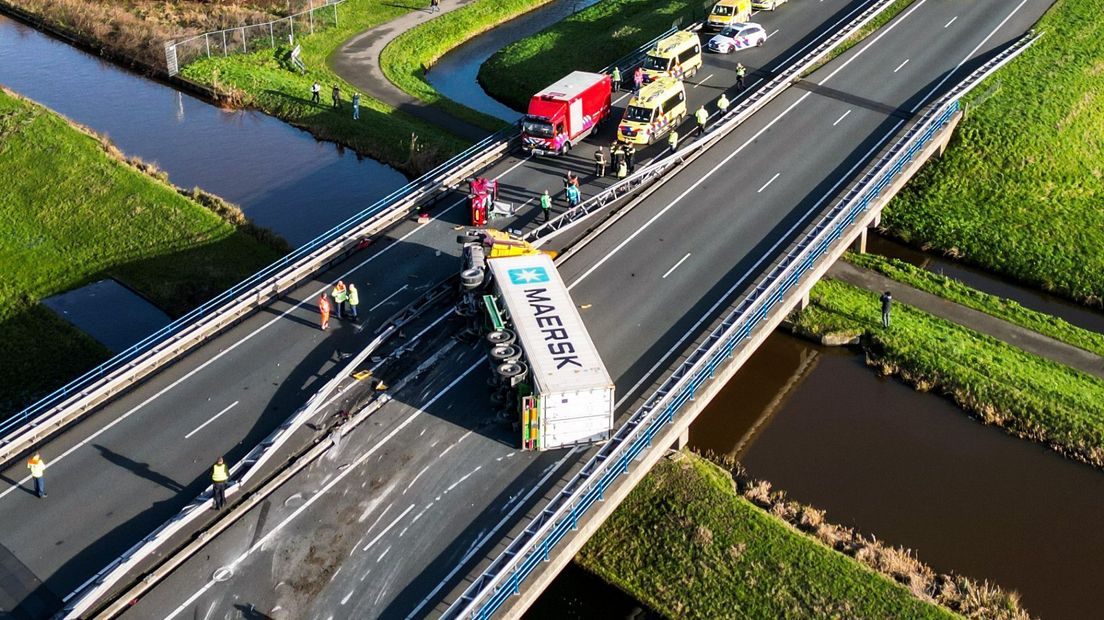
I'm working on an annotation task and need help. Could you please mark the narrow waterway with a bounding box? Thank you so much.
[693,332,1104,620]
[426,0,602,121]
[869,234,1104,334]
[0,15,407,246]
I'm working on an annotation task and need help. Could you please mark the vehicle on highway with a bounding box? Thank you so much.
[521,71,612,156]
[706,23,767,54]
[641,30,703,83]
[752,0,788,10]
[705,0,752,31]
[617,76,687,145]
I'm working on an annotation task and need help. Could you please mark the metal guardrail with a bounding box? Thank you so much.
[0,122,519,465]
[444,28,1040,620]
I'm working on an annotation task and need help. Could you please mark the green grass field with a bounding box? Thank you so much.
[180,0,469,176]
[479,0,711,111]
[794,278,1104,468]
[846,253,1104,357]
[578,454,958,619]
[882,0,1104,306]
[0,88,282,413]
[379,0,553,132]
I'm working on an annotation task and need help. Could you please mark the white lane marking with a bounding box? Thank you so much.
[893,58,910,73]
[367,285,409,312]
[341,590,354,605]
[832,109,852,126]
[438,430,472,459]
[944,15,958,28]
[693,74,714,89]
[913,0,1029,113]
[377,546,391,563]
[446,466,482,493]
[569,0,930,291]
[164,362,481,619]
[767,29,779,39]
[0,155,534,501]
[403,464,433,495]
[184,401,239,440]
[662,253,692,279]
[757,172,781,193]
[403,447,580,620]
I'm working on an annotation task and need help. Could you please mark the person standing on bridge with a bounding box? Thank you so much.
[717,92,730,116]
[331,84,342,110]
[668,128,679,153]
[310,82,321,105]
[611,143,624,174]
[633,67,644,95]
[332,281,349,320]
[594,146,606,177]
[27,452,46,498]
[625,143,636,173]
[611,66,621,92]
[347,283,360,322]
[695,105,708,137]
[540,189,552,222]
[880,290,893,329]
[319,293,332,330]
[211,457,229,510]
[565,183,581,208]
[735,63,747,90]
[352,92,361,120]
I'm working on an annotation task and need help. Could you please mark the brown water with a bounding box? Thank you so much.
[868,234,1104,334]
[693,332,1104,620]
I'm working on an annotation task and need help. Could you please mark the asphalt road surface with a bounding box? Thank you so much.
[106,0,1055,618]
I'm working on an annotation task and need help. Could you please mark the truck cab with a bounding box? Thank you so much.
[522,72,611,156]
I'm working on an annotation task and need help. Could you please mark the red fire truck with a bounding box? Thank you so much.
[521,71,612,156]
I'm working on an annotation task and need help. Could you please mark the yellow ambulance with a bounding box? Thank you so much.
[616,77,687,145]
[705,0,752,31]
[640,30,703,83]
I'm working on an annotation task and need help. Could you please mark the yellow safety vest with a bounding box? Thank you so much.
[348,286,359,306]
[668,130,679,147]
[28,458,45,478]
[212,463,229,483]
[332,285,348,303]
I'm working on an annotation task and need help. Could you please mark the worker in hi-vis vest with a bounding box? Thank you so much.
[27,452,46,498]
[211,457,229,510]
[668,129,679,153]
[695,105,708,137]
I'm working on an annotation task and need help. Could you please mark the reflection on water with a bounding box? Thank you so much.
[697,332,1104,620]
[525,562,660,620]
[0,15,407,246]
[869,234,1104,334]
[427,0,602,121]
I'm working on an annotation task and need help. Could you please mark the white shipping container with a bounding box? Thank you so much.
[488,254,614,450]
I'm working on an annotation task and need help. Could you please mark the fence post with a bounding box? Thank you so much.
[290,16,295,42]
[205,33,211,58]
[334,3,338,26]
[222,30,228,56]
[269,22,274,47]
[241,27,247,53]
[309,0,315,34]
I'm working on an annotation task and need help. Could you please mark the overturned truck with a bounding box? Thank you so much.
[459,231,614,451]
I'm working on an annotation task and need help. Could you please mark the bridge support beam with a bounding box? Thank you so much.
[672,427,690,450]
[851,227,867,254]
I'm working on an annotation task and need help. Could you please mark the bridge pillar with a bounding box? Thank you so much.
[672,427,689,450]
[851,227,867,254]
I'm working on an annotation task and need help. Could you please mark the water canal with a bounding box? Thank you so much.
[0,15,407,247]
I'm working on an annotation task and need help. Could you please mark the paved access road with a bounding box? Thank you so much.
[118,0,1055,618]
[0,2,876,616]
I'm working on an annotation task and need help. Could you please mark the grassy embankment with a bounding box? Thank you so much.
[479,0,712,112]
[378,0,557,131]
[882,0,1104,306]
[179,0,470,176]
[580,452,1029,619]
[0,87,284,413]
[846,253,1104,357]
[791,276,1104,468]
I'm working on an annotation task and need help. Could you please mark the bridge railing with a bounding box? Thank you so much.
[444,30,1041,620]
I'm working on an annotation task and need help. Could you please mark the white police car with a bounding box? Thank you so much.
[707,23,767,54]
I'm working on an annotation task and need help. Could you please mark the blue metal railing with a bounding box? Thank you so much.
[1,122,519,437]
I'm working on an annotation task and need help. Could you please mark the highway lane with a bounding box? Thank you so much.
[0,2,867,614]
[121,0,1055,618]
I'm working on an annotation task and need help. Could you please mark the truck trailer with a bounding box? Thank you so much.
[521,71,612,156]
[483,253,614,450]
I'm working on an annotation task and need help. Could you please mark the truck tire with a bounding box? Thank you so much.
[559,141,572,156]
[497,361,528,381]
[461,268,484,290]
[486,330,516,347]
[489,345,521,363]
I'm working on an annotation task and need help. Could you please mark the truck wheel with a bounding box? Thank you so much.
[497,361,528,381]
[560,141,572,156]
[486,330,517,347]
[489,345,521,363]
[461,268,484,290]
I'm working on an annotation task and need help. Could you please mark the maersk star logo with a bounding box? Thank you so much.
[508,266,550,285]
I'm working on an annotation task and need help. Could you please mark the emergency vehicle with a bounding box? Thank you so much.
[705,0,752,31]
[616,77,687,145]
[640,31,703,83]
[752,0,788,10]
[521,71,612,156]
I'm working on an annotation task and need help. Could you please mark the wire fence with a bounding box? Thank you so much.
[165,0,343,76]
